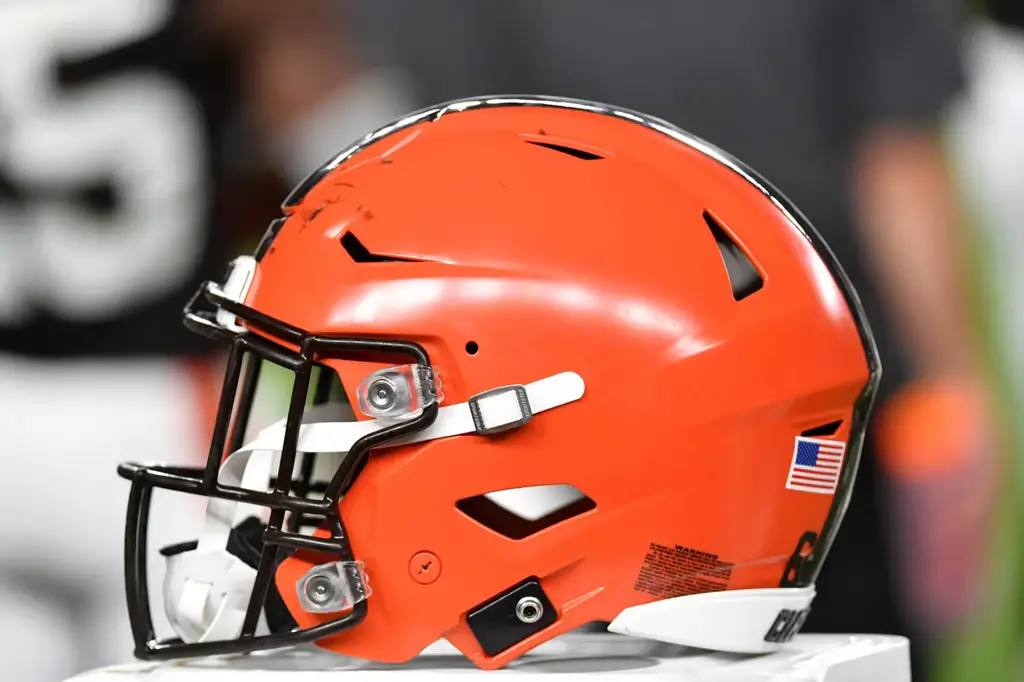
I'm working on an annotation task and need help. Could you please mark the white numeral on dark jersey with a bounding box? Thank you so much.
[0,0,206,323]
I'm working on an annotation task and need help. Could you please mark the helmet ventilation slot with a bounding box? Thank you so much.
[800,420,843,438]
[525,140,604,161]
[457,484,596,540]
[703,210,763,301]
[341,231,422,263]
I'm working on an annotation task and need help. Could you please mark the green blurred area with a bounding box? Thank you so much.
[933,138,1024,682]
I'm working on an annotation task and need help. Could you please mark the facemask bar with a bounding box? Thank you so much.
[285,365,340,533]
[118,282,440,660]
[225,351,262,458]
[224,352,339,533]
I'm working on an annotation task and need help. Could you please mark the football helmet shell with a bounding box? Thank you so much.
[118,96,880,670]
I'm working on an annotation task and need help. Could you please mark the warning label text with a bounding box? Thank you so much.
[633,543,735,599]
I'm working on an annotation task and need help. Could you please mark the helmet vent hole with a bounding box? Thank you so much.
[525,140,604,161]
[465,341,479,355]
[456,485,596,540]
[800,420,843,438]
[341,231,422,263]
[703,210,764,301]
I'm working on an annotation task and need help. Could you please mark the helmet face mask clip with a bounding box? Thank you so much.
[355,364,443,419]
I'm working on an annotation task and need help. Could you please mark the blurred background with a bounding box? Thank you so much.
[0,0,1021,680]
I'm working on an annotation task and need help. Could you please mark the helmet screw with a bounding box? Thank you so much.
[368,378,397,411]
[304,574,336,607]
[515,596,543,624]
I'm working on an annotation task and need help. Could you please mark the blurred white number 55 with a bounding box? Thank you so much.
[0,0,206,324]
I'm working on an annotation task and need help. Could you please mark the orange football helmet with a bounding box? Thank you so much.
[118,96,880,669]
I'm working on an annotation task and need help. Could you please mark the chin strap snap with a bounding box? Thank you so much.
[162,371,585,644]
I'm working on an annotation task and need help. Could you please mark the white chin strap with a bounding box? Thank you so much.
[163,448,276,643]
[163,372,585,644]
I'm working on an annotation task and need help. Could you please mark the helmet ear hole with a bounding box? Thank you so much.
[456,485,596,540]
[465,341,479,355]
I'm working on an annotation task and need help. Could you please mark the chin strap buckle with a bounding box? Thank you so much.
[468,385,533,435]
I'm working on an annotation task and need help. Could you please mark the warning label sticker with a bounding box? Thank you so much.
[633,543,735,599]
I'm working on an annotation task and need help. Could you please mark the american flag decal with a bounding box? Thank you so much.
[785,437,847,494]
